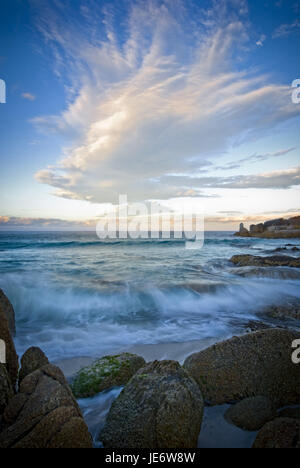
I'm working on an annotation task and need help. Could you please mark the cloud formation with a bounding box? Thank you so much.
[2,209,299,231]
[0,216,95,230]
[206,211,300,228]
[32,0,300,203]
[162,166,300,190]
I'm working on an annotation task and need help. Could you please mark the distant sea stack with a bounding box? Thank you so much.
[234,216,300,238]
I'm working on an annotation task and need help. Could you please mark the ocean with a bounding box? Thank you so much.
[1,230,300,363]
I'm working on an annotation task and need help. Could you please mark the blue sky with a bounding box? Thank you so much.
[0,0,300,230]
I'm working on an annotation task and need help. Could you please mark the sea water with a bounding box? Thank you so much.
[0,230,299,362]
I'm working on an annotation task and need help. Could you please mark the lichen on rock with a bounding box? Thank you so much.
[225,396,276,431]
[184,329,300,408]
[0,363,93,448]
[71,353,146,398]
[100,360,204,448]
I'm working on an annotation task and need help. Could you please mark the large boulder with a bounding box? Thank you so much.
[19,347,49,384]
[184,329,300,408]
[253,418,300,448]
[100,360,204,448]
[230,254,300,268]
[71,353,146,398]
[0,363,92,448]
[277,407,300,420]
[0,307,18,388]
[0,365,13,416]
[225,396,276,431]
[0,289,15,336]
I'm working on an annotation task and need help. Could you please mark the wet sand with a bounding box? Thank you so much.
[54,336,226,378]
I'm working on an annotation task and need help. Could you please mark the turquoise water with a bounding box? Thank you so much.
[0,231,300,361]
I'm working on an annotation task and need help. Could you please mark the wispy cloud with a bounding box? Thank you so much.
[206,210,300,227]
[21,92,36,101]
[273,19,300,38]
[215,147,296,170]
[162,166,300,190]
[31,0,300,203]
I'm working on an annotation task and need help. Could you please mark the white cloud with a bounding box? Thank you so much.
[32,0,300,204]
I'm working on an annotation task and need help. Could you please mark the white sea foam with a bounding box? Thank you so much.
[0,271,297,361]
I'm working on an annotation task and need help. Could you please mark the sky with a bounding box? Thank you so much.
[0,0,300,231]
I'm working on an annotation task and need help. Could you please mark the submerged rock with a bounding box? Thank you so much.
[184,329,300,408]
[100,360,204,448]
[0,363,92,448]
[225,396,276,431]
[231,266,300,280]
[262,302,300,321]
[253,418,300,448]
[274,246,300,252]
[230,254,300,268]
[19,347,49,384]
[244,321,273,333]
[0,289,15,336]
[71,353,146,398]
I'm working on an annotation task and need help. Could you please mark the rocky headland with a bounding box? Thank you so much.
[234,216,300,238]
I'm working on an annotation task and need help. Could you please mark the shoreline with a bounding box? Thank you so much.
[54,336,226,379]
